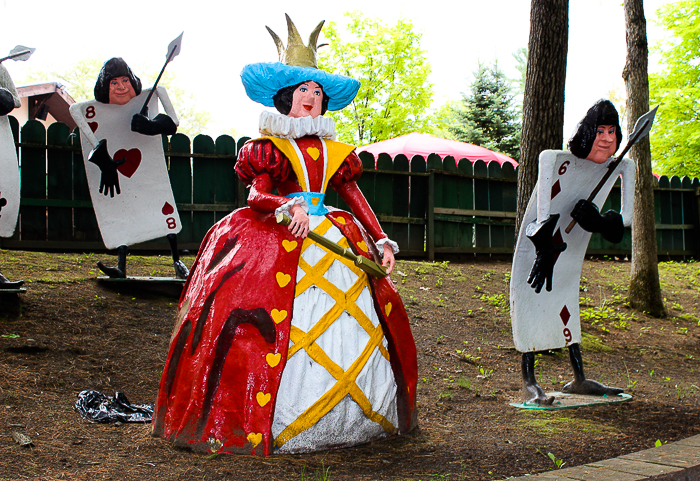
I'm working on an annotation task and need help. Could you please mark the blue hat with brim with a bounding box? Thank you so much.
[241,62,360,111]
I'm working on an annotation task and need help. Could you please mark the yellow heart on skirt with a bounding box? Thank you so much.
[276,272,291,288]
[266,352,281,367]
[282,240,298,252]
[271,309,287,324]
[256,392,271,407]
[247,432,263,446]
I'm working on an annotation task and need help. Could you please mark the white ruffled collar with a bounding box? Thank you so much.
[258,111,337,140]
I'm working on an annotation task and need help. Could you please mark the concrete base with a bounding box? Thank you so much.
[510,392,632,410]
[97,276,185,297]
[0,288,26,294]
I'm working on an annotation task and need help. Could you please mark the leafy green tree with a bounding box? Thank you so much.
[444,61,522,159]
[318,12,433,145]
[649,0,700,178]
[19,57,211,138]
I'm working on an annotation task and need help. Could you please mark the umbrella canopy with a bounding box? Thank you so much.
[357,132,518,166]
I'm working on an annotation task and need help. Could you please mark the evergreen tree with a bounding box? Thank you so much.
[447,62,521,160]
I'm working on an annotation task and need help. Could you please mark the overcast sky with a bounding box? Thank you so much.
[2,0,674,144]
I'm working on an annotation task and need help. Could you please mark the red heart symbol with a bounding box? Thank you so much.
[114,149,142,178]
[162,202,174,215]
[88,122,98,132]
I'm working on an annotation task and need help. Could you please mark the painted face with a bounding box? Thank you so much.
[108,76,137,105]
[288,81,323,118]
[586,125,617,164]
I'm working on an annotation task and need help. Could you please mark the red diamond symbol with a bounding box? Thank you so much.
[550,180,561,199]
[560,306,571,326]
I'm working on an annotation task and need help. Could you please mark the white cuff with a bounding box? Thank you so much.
[377,238,399,256]
[274,197,308,217]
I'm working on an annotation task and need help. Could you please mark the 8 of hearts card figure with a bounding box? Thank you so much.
[0,63,24,289]
[70,58,188,279]
[510,100,635,405]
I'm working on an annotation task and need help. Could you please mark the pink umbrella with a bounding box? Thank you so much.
[356,132,518,166]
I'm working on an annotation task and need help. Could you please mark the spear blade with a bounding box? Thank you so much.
[139,32,185,116]
[0,45,36,63]
[166,32,184,62]
[624,104,658,153]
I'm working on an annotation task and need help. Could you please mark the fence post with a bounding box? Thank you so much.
[427,170,435,261]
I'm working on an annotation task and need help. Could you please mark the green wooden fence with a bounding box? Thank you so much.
[1,118,699,259]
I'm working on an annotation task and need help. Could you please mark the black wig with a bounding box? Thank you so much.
[94,57,142,104]
[272,81,330,116]
[568,99,623,159]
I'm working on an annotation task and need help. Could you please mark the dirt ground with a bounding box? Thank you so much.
[0,249,699,481]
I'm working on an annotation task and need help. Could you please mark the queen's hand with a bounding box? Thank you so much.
[382,244,395,275]
[288,204,310,238]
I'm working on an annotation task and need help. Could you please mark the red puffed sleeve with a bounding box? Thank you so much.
[235,139,298,214]
[236,139,291,186]
[330,152,388,243]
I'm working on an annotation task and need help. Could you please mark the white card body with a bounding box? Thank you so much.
[0,115,20,238]
[70,89,181,249]
[510,150,634,353]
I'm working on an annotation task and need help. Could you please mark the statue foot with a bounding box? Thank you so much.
[0,273,24,289]
[562,379,623,396]
[97,261,126,279]
[523,383,555,405]
[173,260,189,280]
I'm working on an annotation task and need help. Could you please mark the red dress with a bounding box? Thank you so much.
[153,136,417,455]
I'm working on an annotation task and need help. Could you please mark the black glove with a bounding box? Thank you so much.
[0,88,15,116]
[526,214,567,294]
[131,113,177,136]
[88,139,126,198]
[571,199,625,243]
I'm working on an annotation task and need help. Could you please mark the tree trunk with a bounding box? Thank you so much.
[623,0,666,317]
[515,0,569,239]
[515,0,569,238]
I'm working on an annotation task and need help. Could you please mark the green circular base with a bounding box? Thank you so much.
[510,392,632,410]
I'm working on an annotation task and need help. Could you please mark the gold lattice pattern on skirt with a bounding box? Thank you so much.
[274,218,394,448]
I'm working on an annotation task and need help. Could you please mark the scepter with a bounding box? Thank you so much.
[564,105,658,234]
[0,45,35,64]
[276,213,388,278]
[139,32,183,116]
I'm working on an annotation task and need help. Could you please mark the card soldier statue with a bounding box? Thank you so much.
[510,100,636,405]
[0,46,34,289]
[70,55,188,279]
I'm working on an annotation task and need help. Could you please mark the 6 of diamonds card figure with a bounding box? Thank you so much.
[510,100,635,405]
[70,57,188,279]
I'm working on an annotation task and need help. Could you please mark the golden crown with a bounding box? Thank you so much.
[266,14,327,68]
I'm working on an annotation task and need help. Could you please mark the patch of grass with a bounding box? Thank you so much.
[456,377,472,390]
[481,269,496,282]
[437,391,453,402]
[515,412,618,437]
[580,331,613,353]
[581,305,635,331]
[479,293,509,311]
